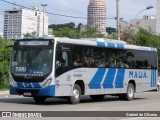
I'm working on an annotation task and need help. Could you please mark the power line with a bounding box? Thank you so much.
[0,0,87,19]
[0,0,115,20]
[0,9,86,25]
[0,11,86,25]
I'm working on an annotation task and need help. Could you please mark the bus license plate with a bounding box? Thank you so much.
[23,92,31,96]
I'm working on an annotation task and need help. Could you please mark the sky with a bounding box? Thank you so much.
[0,0,157,32]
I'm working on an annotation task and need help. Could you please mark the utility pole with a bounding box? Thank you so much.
[41,4,47,36]
[116,0,120,40]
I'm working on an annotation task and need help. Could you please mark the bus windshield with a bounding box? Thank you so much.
[11,47,53,77]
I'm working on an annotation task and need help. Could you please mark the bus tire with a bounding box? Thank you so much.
[124,83,135,101]
[67,84,81,104]
[33,96,46,103]
[90,95,105,101]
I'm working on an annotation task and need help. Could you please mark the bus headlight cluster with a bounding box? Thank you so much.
[42,78,52,88]
[9,75,17,87]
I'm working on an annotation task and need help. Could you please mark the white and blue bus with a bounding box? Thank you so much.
[9,37,158,104]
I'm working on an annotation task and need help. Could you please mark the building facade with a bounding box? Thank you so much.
[3,8,48,39]
[130,15,156,34]
[156,0,160,35]
[87,0,106,34]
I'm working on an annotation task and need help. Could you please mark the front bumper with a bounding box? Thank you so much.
[10,85,55,97]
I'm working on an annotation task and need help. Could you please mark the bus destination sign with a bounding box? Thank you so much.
[19,41,50,46]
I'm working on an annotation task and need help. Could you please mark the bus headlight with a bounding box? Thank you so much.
[42,78,52,88]
[9,75,17,87]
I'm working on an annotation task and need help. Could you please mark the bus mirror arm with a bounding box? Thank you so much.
[3,45,13,61]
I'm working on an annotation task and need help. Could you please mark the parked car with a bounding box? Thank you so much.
[156,76,160,91]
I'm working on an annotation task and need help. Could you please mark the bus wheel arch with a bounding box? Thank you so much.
[128,79,136,92]
[119,79,136,101]
[125,80,136,101]
[74,80,85,95]
[67,80,85,104]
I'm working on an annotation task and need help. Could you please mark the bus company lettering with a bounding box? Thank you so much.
[129,71,147,79]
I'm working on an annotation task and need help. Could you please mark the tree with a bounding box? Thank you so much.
[81,26,104,38]
[53,27,80,38]
[0,38,13,89]
[23,31,36,37]
[77,23,83,31]
[49,22,76,31]
[106,27,116,34]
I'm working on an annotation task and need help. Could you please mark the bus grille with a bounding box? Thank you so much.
[16,89,39,95]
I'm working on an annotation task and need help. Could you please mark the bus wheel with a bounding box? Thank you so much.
[68,84,81,104]
[90,95,105,101]
[124,83,135,101]
[33,96,46,103]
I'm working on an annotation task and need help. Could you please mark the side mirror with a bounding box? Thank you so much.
[4,45,13,61]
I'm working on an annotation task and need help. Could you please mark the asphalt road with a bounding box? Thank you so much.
[0,91,160,120]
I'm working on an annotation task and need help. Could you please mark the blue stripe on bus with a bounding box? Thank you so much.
[107,43,115,48]
[153,70,154,87]
[103,68,116,88]
[89,68,106,89]
[151,70,154,87]
[115,69,125,88]
[97,42,105,47]
[155,70,157,86]
[116,44,124,49]
[153,70,155,87]
[154,70,157,87]
[151,70,153,87]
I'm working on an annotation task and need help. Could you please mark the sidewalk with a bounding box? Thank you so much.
[0,90,9,96]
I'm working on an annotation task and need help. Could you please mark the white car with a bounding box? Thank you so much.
[156,76,160,91]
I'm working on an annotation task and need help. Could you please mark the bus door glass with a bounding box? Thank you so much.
[55,44,71,77]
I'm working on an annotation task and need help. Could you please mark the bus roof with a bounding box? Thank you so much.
[55,37,157,52]
[15,36,157,52]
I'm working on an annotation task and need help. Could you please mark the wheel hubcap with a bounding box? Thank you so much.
[73,89,79,100]
[128,87,134,98]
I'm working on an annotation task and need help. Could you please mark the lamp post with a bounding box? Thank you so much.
[116,0,120,40]
[119,6,153,38]
[41,4,47,36]
[134,6,153,19]
[121,6,153,41]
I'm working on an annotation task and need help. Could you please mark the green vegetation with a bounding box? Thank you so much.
[0,37,13,90]
[23,31,37,37]
[49,22,104,38]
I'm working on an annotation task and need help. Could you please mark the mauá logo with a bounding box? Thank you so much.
[129,71,147,79]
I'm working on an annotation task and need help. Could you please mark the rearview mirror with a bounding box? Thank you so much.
[4,45,13,61]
